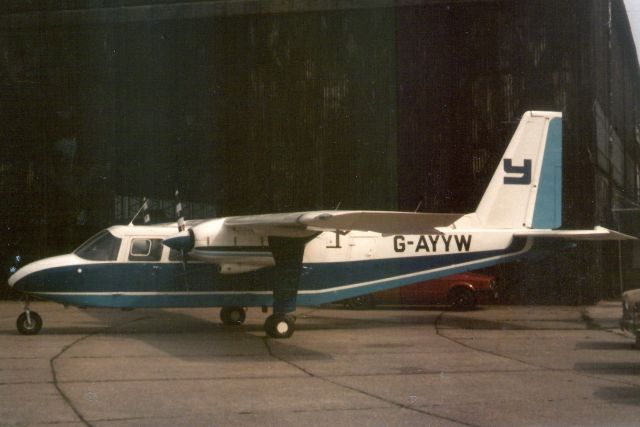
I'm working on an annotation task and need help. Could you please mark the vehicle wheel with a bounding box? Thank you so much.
[344,294,376,310]
[448,287,476,310]
[265,314,295,339]
[220,307,246,325]
[16,311,42,335]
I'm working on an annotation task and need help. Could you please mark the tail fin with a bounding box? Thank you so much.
[475,111,563,229]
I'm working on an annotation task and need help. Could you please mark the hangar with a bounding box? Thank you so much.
[1,0,639,303]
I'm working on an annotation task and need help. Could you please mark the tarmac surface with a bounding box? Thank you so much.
[1,300,640,427]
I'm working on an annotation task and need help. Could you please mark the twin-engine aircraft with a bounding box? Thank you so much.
[8,111,634,338]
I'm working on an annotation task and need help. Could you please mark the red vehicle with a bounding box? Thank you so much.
[342,272,497,310]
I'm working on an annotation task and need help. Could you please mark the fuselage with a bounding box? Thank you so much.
[8,221,533,309]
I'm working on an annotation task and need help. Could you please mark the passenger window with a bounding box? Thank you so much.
[129,239,163,261]
[131,239,151,256]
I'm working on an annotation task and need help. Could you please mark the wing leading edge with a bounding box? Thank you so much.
[224,211,464,237]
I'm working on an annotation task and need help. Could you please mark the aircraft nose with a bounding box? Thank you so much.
[7,254,76,292]
[8,268,27,291]
[8,262,37,291]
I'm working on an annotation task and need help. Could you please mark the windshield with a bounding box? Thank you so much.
[74,230,122,261]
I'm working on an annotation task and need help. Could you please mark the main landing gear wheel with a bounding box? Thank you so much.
[264,314,295,339]
[17,311,42,335]
[220,307,246,325]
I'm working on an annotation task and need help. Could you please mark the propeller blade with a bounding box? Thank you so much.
[173,189,189,271]
[175,190,185,232]
[181,249,188,271]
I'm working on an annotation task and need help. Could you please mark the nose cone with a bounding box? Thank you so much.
[8,262,33,288]
[8,262,40,292]
[8,254,81,292]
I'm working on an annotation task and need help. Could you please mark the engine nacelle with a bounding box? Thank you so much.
[218,263,266,275]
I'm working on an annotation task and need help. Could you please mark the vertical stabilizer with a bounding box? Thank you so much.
[475,111,563,229]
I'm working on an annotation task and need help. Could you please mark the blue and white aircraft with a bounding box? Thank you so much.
[8,111,634,338]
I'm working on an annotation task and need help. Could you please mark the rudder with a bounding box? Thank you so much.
[475,111,563,229]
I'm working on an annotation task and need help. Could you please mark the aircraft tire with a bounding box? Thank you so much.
[448,287,476,311]
[220,307,246,325]
[344,294,376,310]
[16,311,42,335]
[265,314,295,339]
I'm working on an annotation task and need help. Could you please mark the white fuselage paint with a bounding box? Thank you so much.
[8,222,531,309]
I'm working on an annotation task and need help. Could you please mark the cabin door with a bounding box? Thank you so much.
[125,237,165,292]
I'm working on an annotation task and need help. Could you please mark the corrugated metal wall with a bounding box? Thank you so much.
[396,1,582,214]
[0,6,398,262]
[1,0,640,302]
[394,0,640,303]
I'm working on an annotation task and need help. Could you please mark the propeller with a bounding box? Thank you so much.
[163,228,195,253]
[175,190,185,232]
[170,190,190,270]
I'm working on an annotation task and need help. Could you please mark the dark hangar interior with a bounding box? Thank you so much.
[1,0,639,303]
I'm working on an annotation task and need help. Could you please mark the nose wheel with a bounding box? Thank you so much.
[16,297,42,335]
[17,310,42,335]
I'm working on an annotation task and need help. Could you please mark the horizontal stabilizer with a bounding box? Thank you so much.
[514,226,636,240]
[225,211,463,237]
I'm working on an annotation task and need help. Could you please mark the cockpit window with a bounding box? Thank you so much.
[74,230,122,261]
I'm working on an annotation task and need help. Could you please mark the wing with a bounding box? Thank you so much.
[224,210,464,237]
[514,226,636,240]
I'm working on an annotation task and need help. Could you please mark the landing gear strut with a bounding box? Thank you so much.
[220,306,246,325]
[264,314,295,339]
[16,298,42,335]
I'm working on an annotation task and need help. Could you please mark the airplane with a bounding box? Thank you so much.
[8,111,635,338]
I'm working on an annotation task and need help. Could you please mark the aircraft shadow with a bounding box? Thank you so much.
[332,304,488,312]
[574,361,640,376]
[574,340,634,351]
[6,307,351,361]
[295,313,442,331]
[593,386,640,407]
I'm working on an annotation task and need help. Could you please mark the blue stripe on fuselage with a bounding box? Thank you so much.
[16,237,531,308]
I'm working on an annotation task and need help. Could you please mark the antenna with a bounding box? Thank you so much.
[414,200,423,213]
[334,201,342,210]
[128,197,150,226]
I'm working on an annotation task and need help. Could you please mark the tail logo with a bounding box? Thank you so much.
[503,159,532,185]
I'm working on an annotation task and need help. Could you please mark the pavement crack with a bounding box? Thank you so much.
[262,337,481,427]
[49,314,153,427]
[50,335,94,426]
[434,311,543,371]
